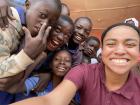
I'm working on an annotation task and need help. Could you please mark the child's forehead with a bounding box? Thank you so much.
[56,50,71,57]
[88,39,97,43]
[58,19,70,27]
[30,0,54,7]
[75,19,92,28]
[87,39,99,45]
[56,17,73,28]
[30,0,55,4]
[76,19,89,24]
[30,0,60,10]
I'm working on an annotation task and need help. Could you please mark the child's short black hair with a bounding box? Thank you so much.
[61,3,70,16]
[26,0,62,13]
[55,15,74,33]
[86,36,100,45]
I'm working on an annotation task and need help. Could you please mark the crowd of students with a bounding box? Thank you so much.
[0,0,139,105]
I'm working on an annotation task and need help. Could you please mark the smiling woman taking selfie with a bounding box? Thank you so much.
[11,23,140,105]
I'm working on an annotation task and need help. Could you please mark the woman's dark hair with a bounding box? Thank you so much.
[101,23,140,45]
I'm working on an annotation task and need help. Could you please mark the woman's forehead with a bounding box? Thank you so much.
[104,26,140,40]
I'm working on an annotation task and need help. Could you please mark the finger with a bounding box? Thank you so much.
[22,27,32,40]
[0,10,5,29]
[43,26,51,44]
[37,22,47,39]
[7,7,15,20]
[1,6,7,17]
[3,17,8,28]
[46,19,49,25]
[0,6,9,28]
[0,18,4,29]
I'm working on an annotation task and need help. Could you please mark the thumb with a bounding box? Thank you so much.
[22,27,31,40]
[7,7,16,20]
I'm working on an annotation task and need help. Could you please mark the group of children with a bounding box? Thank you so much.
[0,0,140,105]
[0,0,101,104]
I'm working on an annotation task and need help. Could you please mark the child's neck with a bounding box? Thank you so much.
[52,75,63,88]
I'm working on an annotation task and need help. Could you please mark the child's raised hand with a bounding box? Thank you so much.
[23,22,51,59]
[0,0,15,29]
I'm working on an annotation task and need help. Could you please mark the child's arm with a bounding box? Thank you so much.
[0,13,51,78]
[0,52,47,93]
[0,6,34,78]
[0,49,34,78]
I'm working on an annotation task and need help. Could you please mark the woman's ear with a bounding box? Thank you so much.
[25,0,31,9]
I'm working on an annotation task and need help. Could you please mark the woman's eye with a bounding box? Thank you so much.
[106,42,116,47]
[126,43,136,48]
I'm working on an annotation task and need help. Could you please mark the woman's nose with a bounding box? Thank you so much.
[114,44,126,55]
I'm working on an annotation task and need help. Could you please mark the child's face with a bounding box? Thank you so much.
[83,39,100,57]
[73,18,92,44]
[26,0,60,37]
[47,17,73,51]
[52,50,72,77]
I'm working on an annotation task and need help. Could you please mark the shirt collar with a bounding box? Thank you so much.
[16,6,26,25]
[115,71,136,99]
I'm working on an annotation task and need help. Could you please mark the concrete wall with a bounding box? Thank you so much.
[61,0,140,38]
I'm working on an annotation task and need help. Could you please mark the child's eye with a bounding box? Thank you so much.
[85,30,90,34]
[76,26,81,30]
[65,59,71,63]
[55,58,60,61]
[89,44,94,47]
[40,14,47,19]
[55,28,61,33]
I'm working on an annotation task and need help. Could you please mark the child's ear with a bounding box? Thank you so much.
[49,62,52,70]
[25,0,31,9]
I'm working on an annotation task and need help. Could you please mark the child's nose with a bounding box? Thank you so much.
[79,29,84,35]
[57,33,64,41]
[41,19,48,26]
[59,60,65,64]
